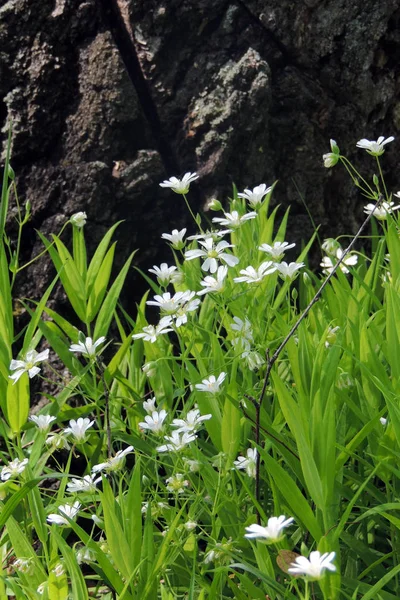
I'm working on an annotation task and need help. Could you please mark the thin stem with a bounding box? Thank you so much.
[98,361,112,458]
[182,193,203,232]
[375,156,389,201]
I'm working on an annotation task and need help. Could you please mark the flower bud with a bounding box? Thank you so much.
[207,198,223,211]
[70,212,87,228]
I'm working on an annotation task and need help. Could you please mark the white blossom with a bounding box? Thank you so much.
[185,520,198,531]
[92,446,134,473]
[132,316,174,343]
[212,210,257,230]
[356,136,394,156]
[197,265,228,295]
[233,448,257,478]
[159,172,199,194]
[63,418,94,443]
[185,238,239,273]
[233,261,277,284]
[245,351,264,371]
[29,414,57,432]
[363,201,400,220]
[166,473,189,494]
[9,349,49,383]
[67,474,102,494]
[161,228,187,249]
[46,433,70,450]
[1,458,28,481]
[259,241,296,260]
[322,139,340,168]
[76,546,96,565]
[143,396,157,413]
[380,417,388,426]
[321,248,358,275]
[275,261,304,280]
[13,558,34,574]
[69,336,106,358]
[288,551,336,579]
[157,431,197,453]
[174,296,201,327]
[139,410,168,434]
[195,372,226,393]
[238,183,273,208]
[148,263,178,286]
[70,212,87,228]
[245,515,294,543]
[172,408,212,433]
[47,501,81,526]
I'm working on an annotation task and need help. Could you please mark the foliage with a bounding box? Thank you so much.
[0,133,399,599]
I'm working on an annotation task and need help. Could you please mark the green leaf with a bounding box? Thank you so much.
[52,531,89,600]
[6,373,30,433]
[94,251,136,339]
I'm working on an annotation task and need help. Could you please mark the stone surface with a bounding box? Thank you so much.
[0,0,399,309]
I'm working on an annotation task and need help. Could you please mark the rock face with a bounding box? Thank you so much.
[1,0,399,304]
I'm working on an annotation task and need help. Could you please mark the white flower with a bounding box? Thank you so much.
[157,431,197,453]
[67,474,102,494]
[46,433,70,450]
[174,295,201,327]
[321,248,358,275]
[212,210,257,230]
[184,458,201,472]
[70,212,87,228]
[76,546,95,565]
[139,410,168,434]
[197,265,228,295]
[132,316,174,343]
[1,458,28,481]
[143,396,157,413]
[166,473,189,494]
[322,139,340,168]
[363,201,400,220]
[63,418,94,443]
[147,291,192,314]
[380,417,388,426]
[233,448,257,478]
[141,501,169,517]
[233,261,277,284]
[185,238,239,273]
[159,172,199,194]
[13,558,34,574]
[29,414,56,432]
[245,515,294,543]
[92,446,134,473]
[321,238,340,255]
[172,408,212,433]
[275,261,304,280]
[245,351,264,371]
[187,230,227,242]
[231,316,253,341]
[52,563,65,577]
[195,372,226,393]
[69,336,106,358]
[356,136,394,156]
[238,183,273,208]
[325,325,340,347]
[231,317,253,354]
[148,263,178,286]
[288,550,336,579]
[37,582,47,595]
[47,501,81,526]
[185,520,198,531]
[9,349,50,383]
[161,228,187,249]
[259,241,296,260]
[142,362,156,378]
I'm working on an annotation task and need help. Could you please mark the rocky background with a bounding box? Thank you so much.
[1,0,399,308]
